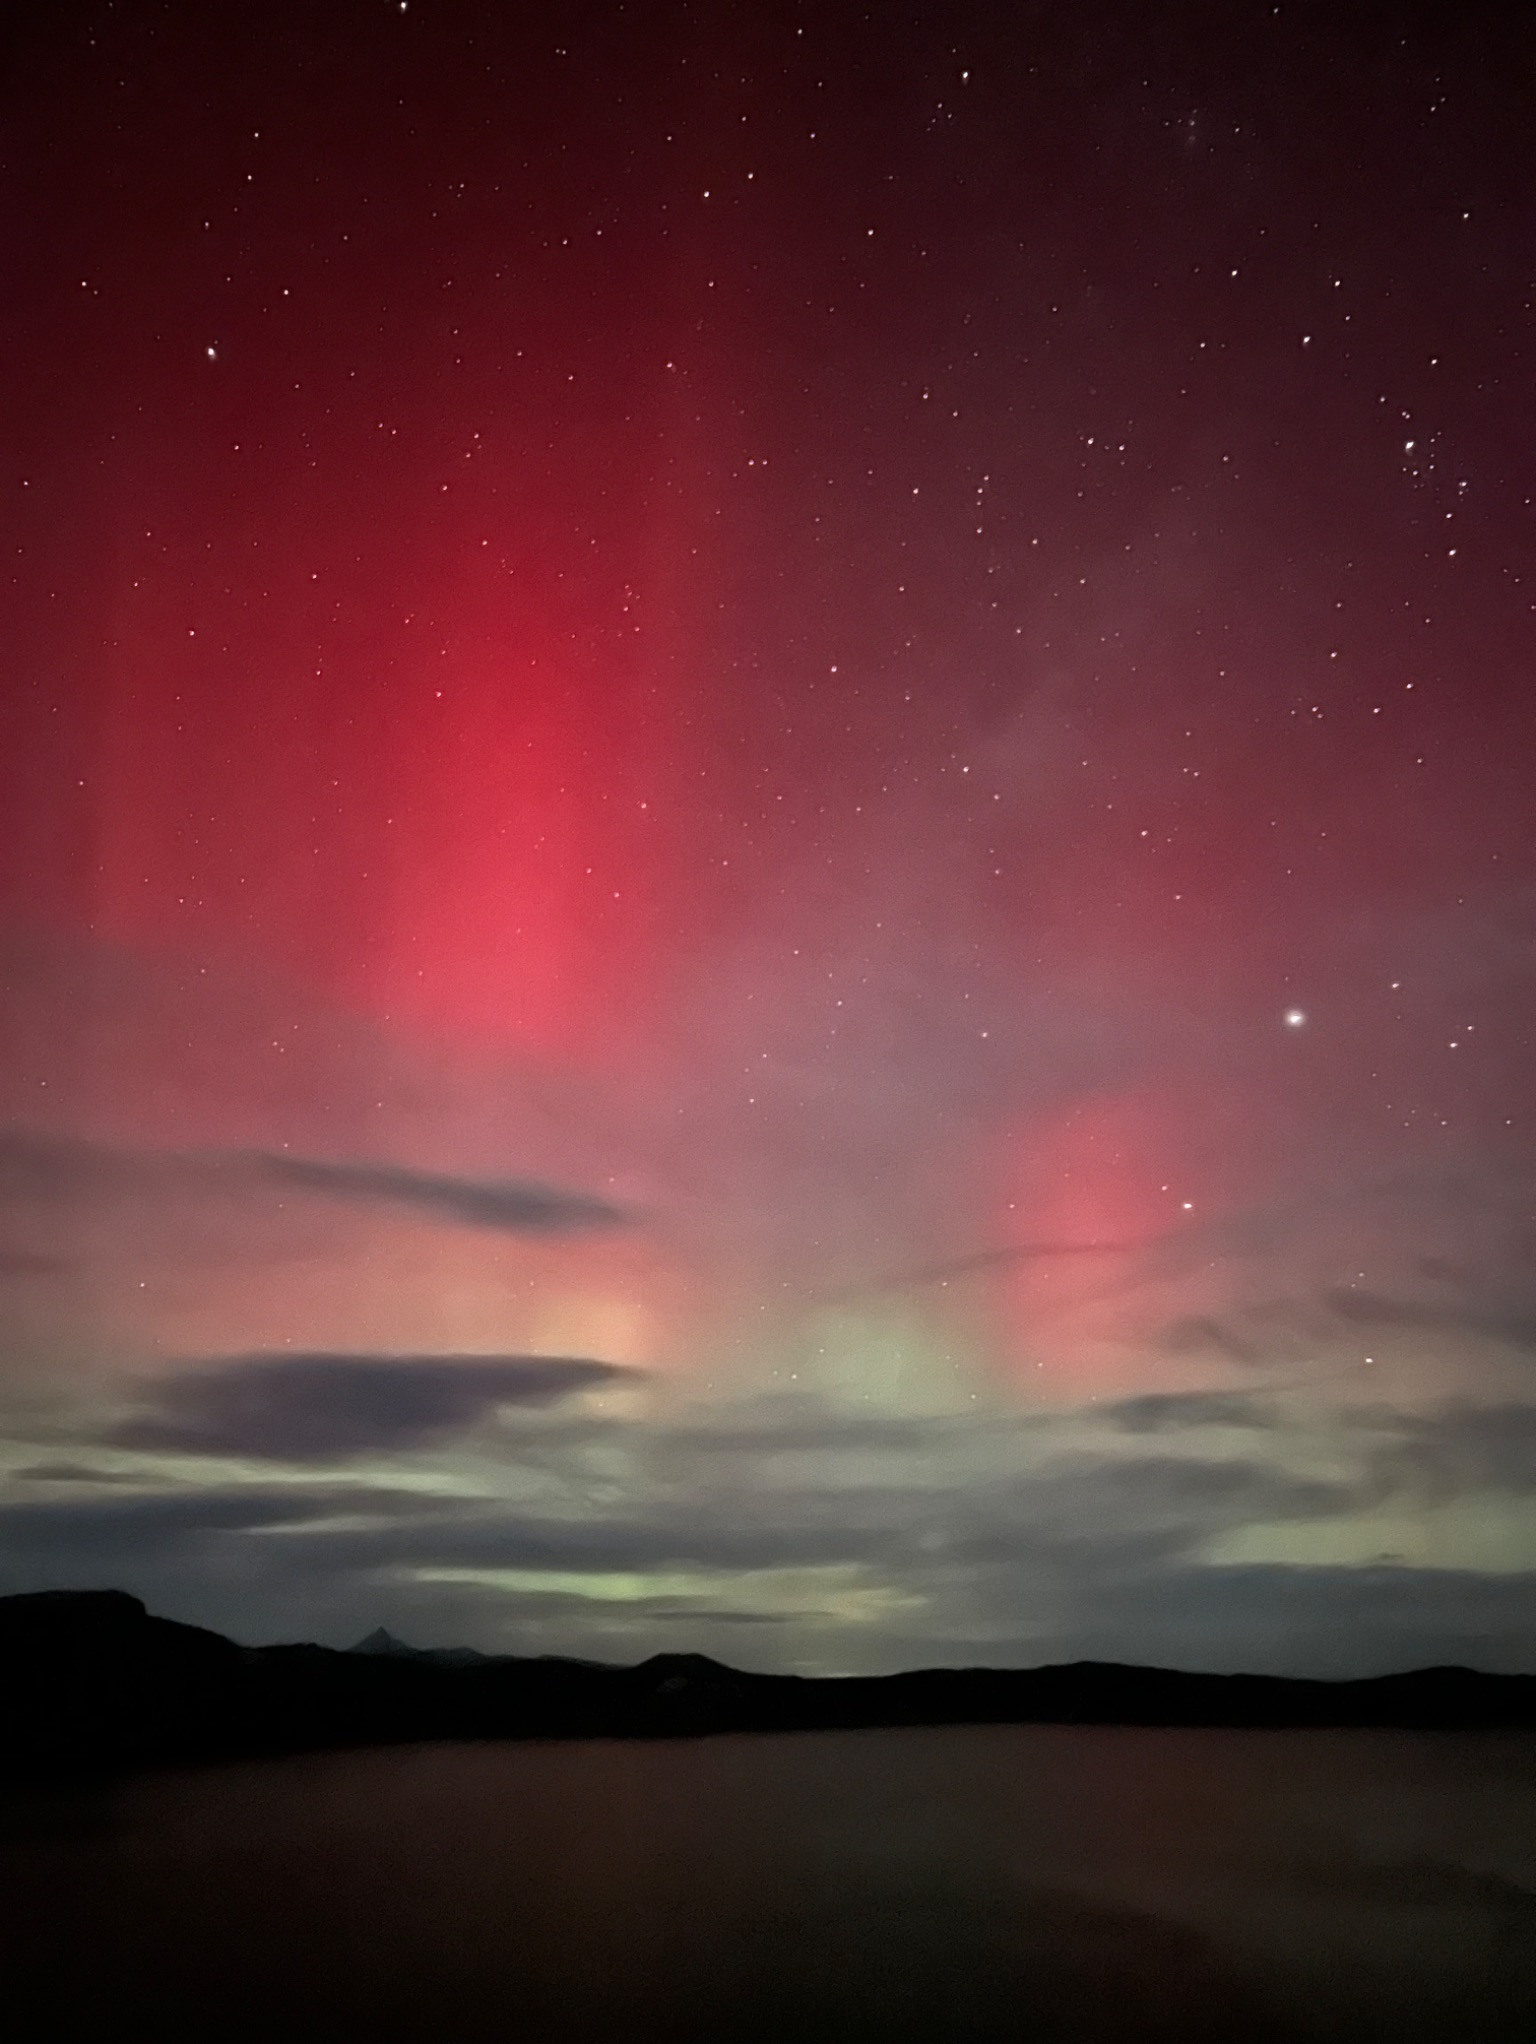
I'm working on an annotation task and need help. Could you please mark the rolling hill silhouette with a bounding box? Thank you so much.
[2,1589,1531,1778]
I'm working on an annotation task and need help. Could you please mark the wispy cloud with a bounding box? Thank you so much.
[1368,1399,1536,1497]
[0,1248,66,1276]
[1101,1390,1280,1433]
[821,1239,1133,1304]
[0,1126,631,1240]
[1158,1316,1263,1368]
[1327,1288,1536,1354]
[254,1154,631,1233]
[8,1390,1531,1673]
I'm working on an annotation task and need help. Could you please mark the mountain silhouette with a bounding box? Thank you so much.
[348,1625,490,1666]
[2,1589,1532,1779]
[349,1625,414,1655]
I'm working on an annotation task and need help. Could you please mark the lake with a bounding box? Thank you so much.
[2,1724,1534,2040]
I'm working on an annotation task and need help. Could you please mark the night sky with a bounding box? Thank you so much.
[3,0,1534,1676]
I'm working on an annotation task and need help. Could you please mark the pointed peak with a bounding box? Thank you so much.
[348,1626,415,1656]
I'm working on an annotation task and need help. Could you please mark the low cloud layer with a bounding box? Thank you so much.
[111,1353,638,1462]
[5,1103,1536,1676]
[1,1382,1526,1676]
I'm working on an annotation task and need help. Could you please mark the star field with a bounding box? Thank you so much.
[0,0,1533,1672]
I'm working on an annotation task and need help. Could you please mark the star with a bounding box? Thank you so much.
[1284,1009,1307,1028]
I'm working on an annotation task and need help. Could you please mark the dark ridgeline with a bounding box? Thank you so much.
[2,1590,1532,1778]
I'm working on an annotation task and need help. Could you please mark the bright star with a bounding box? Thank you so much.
[1284,1009,1307,1028]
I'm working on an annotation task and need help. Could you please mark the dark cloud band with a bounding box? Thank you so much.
[112,1352,639,1462]
[0,1127,631,1239]
[257,1154,631,1233]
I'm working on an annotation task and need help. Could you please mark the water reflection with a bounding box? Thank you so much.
[2,1725,1533,2040]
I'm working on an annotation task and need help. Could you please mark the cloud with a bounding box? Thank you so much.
[1327,1287,1536,1353]
[254,1154,631,1234]
[0,1127,124,1199]
[222,1496,909,1580]
[0,1485,361,1561]
[110,1352,639,1462]
[11,1462,145,1484]
[0,1126,630,1239]
[944,1454,1374,1579]
[0,1247,67,1276]
[1369,1400,1536,1497]
[1101,1390,1279,1433]
[254,1446,1372,1588]
[5,1398,1528,1673]
[1158,1316,1263,1367]
[823,1239,1131,1303]
[658,1398,985,1456]
[1414,1255,1471,1285]
[0,1483,442,1606]
[1058,1562,1536,1678]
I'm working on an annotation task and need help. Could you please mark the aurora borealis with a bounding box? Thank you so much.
[2,1,1534,1673]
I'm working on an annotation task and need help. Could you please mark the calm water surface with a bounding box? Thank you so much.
[2,1724,1534,2041]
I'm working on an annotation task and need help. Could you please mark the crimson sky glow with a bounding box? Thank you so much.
[2,1,1534,1674]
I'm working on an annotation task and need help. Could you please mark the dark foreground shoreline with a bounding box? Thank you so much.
[4,1589,1533,1778]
